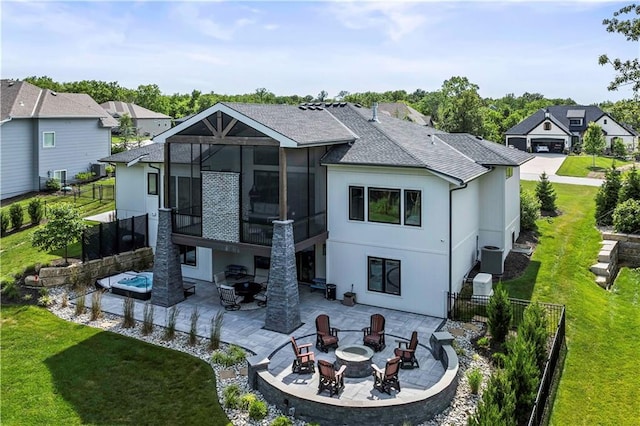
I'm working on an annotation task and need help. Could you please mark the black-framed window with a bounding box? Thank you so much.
[543,122,551,131]
[147,173,158,195]
[569,119,582,126]
[404,190,421,226]
[368,188,400,224]
[368,256,401,295]
[349,186,364,221]
[179,245,196,266]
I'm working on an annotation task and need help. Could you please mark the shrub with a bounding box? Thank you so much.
[613,199,640,234]
[106,164,115,176]
[466,368,483,394]
[520,189,540,231]
[75,292,86,316]
[223,384,241,409]
[595,166,622,226]
[163,306,180,340]
[27,198,44,225]
[487,283,512,344]
[208,311,224,350]
[90,291,103,321]
[1,279,19,300]
[270,416,293,426]
[61,291,69,308]
[142,302,154,335]
[75,171,95,181]
[38,294,53,306]
[189,306,200,345]
[45,178,61,192]
[611,137,627,159]
[239,393,257,410]
[211,344,246,367]
[1,210,10,235]
[619,166,640,203]
[476,336,490,349]
[505,337,540,421]
[248,399,268,420]
[469,369,516,426]
[122,296,135,328]
[518,302,549,373]
[535,172,557,212]
[9,204,24,231]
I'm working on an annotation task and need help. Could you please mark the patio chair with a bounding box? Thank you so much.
[394,331,420,369]
[317,359,346,397]
[219,284,242,311]
[372,356,401,394]
[253,267,269,289]
[290,336,315,374]
[214,271,228,292]
[254,289,267,307]
[362,313,386,352]
[315,314,339,352]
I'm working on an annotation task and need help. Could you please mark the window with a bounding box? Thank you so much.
[179,245,196,266]
[569,119,582,126]
[53,170,66,184]
[349,186,364,221]
[604,119,608,125]
[506,167,513,179]
[43,132,55,148]
[404,190,421,226]
[368,256,401,295]
[543,122,551,131]
[147,173,158,195]
[368,188,400,224]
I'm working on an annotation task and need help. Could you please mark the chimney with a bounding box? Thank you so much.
[370,102,379,122]
[544,108,550,119]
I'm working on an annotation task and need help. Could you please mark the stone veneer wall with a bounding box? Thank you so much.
[601,232,640,266]
[151,208,184,307]
[247,331,458,425]
[202,171,239,242]
[34,247,154,288]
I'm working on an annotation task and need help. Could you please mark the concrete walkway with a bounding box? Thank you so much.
[520,154,604,187]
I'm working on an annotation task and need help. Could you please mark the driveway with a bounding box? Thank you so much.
[520,154,604,187]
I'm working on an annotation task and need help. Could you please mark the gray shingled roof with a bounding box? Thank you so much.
[1,79,118,126]
[101,101,172,120]
[221,103,357,145]
[100,143,164,163]
[376,102,430,126]
[435,134,533,166]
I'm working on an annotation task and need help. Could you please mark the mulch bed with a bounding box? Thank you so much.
[467,231,538,283]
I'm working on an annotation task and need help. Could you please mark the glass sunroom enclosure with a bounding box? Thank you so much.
[166,118,327,248]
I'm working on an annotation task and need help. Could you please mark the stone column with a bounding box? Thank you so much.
[264,220,302,334]
[150,208,185,307]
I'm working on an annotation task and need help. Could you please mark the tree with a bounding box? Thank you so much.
[336,90,350,101]
[316,90,328,102]
[619,166,640,202]
[613,199,640,233]
[32,204,86,265]
[595,165,622,225]
[505,336,540,421]
[487,283,513,344]
[436,76,484,135]
[599,4,640,94]
[611,137,628,158]
[118,113,135,150]
[520,189,541,231]
[469,369,517,426]
[535,172,557,212]
[583,122,606,166]
[518,302,549,373]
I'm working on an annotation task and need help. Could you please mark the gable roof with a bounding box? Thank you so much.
[376,102,432,126]
[100,143,164,164]
[1,79,118,126]
[505,105,633,137]
[101,101,172,120]
[435,134,532,166]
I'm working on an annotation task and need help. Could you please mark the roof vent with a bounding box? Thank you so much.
[298,105,307,110]
[317,106,324,111]
[8,81,14,87]
[51,91,57,96]
[325,102,332,107]
[354,103,362,108]
[430,134,436,144]
[544,108,550,119]
[369,102,379,122]
[340,102,347,107]
[308,106,316,110]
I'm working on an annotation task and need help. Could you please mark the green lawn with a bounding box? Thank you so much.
[1,181,115,282]
[0,305,231,425]
[556,155,633,177]
[504,181,640,424]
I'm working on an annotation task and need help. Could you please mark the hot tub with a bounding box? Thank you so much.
[110,272,153,300]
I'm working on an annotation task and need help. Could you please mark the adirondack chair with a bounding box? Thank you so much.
[362,313,386,351]
[317,360,346,397]
[315,314,339,352]
[372,356,401,394]
[394,331,420,369]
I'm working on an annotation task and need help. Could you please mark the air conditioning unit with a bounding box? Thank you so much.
[481,246,504,275]
[91,163,106,178]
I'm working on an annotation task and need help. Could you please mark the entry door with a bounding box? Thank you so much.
[296,247,315,283]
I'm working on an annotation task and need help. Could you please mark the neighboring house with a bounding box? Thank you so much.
[0,79,118,200]
[506,105,637,154]
[100,101,172,137]
[102,102,532,318]
[376,102,434,126]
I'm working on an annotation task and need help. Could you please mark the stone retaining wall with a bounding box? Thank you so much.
[601,232,640,267]
[34,247,154,288]
[248,331,458,425]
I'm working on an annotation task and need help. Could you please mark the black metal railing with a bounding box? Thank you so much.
[447,292,566,425]
[172,212,202,237]
[82,214,148,261]
[241,211,327,246]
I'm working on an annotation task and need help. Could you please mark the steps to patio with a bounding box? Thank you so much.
[591,240,619,289]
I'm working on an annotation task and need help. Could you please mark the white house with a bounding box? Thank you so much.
[0,79,118,200]
[102,102,532,318]
[505,105,637,154]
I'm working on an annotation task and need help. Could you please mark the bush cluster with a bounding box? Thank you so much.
[27,198,44,225]
[597,166,640,232]
[9,204,24,231]
[222,386,267,421]
[211,344,246,367]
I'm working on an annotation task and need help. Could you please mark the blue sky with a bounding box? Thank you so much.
[1,1,637,104]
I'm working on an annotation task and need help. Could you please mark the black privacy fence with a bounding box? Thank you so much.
[82,214,148,261]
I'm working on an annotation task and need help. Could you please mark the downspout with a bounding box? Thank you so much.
[448,182,468,306]
[149,163,161,210]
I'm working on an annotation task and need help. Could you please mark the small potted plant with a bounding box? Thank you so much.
[342,284,356,306]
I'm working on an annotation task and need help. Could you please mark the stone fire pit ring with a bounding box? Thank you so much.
[334,344,375,378]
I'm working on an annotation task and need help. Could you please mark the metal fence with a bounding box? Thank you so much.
[447,292,566,425]
[82,214,148,261]
[39,177,114,202]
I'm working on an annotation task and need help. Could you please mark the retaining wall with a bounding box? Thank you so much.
[601,232,640,266]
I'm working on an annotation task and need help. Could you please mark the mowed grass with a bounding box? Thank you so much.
[556,155,633,177]
[0,305,231,425]
[504,181,640,424]
[0,183,115,282]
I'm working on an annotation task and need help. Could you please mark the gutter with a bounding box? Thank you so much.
[448,182,468,310]
[0,117,12,126]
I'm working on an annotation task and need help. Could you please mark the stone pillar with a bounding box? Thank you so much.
[264,220,302,334]
[150,208,185,307]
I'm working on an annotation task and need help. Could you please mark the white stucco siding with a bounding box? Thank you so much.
[114,164,147,219]
[37,118,111,180]
[450,179,481,294]
[478,169,505,248]
[595,116,636,150]
[182,247,213,281]
[503,166,521,255]
[0,119,34,199]
[326,165,450,317]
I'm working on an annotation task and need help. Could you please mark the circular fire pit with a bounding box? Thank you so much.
[335,344,375,378]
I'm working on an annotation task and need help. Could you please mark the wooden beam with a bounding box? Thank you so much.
[217,111,223,135]
[221,118,238,137]
[279,147,287,220]
[166,135,278,146]
[201,117,217,136]
[294,231,329,253]
[171,234,271,257]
